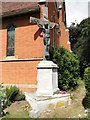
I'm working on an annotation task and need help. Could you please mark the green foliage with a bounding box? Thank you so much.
[51,47,80,91]
[6,86,19,102]
[15,93,25,101]
[0,84,7,116]
[84,67,90,108]
[0,84,6,104]
[69,17,90,77]
[5,86,25,105]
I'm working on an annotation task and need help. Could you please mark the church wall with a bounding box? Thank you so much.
[0,13,43,92]
[59,8,71,51]
[1,13,43,59]
[48,2,59,48]
[15,25,43,59]
[48,2,70,50]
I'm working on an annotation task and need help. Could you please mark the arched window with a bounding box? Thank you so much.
[7,25,15,56]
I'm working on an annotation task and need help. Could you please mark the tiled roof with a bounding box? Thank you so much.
[0,2,39,17]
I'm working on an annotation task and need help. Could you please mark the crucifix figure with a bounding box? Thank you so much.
[30,17,59,60]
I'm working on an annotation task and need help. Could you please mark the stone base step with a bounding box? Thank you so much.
[25,92,71,118]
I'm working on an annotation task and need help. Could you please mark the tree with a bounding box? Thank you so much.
[69,17,90,77]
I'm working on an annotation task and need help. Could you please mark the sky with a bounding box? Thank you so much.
[65,0,90,27]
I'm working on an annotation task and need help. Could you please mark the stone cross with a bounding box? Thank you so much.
[30,17,59,60]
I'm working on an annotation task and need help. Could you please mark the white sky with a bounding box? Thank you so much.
[65,0,89,27]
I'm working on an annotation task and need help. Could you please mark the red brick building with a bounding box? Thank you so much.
[0,1,70,92]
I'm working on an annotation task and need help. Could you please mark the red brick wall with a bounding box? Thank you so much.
[48,2,70,50]
[59,8,70,50]
[1,13,43,59]
[0,13,43,92]
[2,61,39,84]
[48,2,59,48]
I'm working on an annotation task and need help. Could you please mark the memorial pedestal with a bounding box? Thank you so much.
[25,61,71,118]
[36,61,59,96]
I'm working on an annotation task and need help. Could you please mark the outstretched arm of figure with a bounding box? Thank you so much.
[36,20,43,29]
[30,17,43,29]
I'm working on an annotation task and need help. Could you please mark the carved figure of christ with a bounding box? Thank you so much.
[30,17,58,60]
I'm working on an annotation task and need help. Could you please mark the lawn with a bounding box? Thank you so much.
[2,101,31,118]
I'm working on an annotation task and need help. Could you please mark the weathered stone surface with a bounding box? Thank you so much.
[25,92,70,113]
[29,110,40,118]
[36,61,59,96]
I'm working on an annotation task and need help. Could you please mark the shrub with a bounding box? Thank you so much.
[15,93,25,101]
[5,86,25,105]
[0,84,7,116]
[51,47,80,91]
[83,67,90,108]
[6,86,19,102]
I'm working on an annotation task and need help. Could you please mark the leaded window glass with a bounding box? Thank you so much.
[7,25,15,56]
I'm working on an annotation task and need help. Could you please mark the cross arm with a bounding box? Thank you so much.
[30,17,46,28]
[30,17,59,29]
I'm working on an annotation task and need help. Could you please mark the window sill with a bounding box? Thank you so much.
[1,57,43,62]
[3,56,18,60]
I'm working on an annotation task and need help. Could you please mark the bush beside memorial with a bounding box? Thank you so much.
[5,86,25,106]
[51,47,80,91]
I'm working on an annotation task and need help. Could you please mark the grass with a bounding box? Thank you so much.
[2,101,30,118]
[3,109,29,118]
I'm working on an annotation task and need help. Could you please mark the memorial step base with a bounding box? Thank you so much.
[25,92,71,118]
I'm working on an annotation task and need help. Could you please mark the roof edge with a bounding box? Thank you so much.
[1,7,40,18]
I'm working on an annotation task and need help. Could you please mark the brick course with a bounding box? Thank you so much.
[2,61,40,85]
